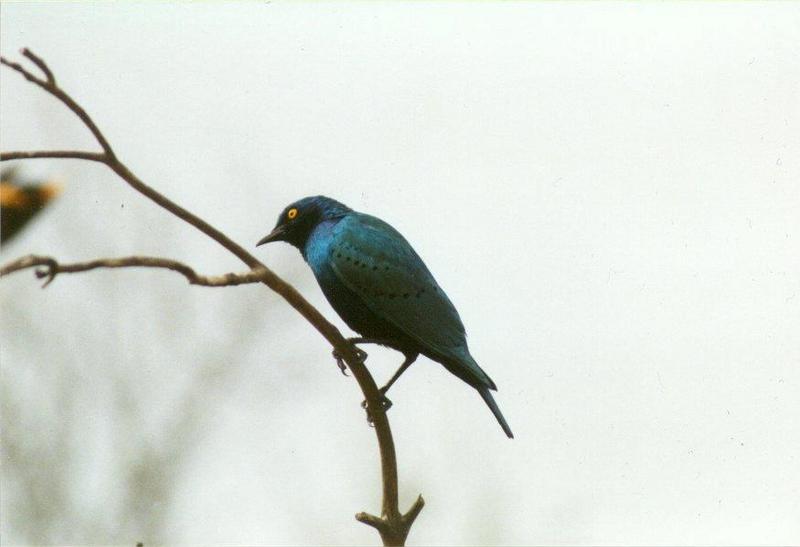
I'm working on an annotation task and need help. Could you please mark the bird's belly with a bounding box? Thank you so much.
[315,265,415,345]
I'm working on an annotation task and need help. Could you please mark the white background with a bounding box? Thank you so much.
[1,2,798,545]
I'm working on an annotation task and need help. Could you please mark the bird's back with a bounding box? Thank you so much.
[319,212,496,391]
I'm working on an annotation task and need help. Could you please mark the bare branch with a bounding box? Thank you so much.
[356,512,392,535]
[0,254,271,288]
[1,49,423,545]
[402,495,425,530]
[1,151,107,162]
[22,47,55,84]
[356,495,425,546]
[1,50,115,159]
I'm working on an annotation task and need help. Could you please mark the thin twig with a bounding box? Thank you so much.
[21,47,55,84]
[0,49,423,544]
[0,151,107,162]
[0,254,271,288]
[1,50,116,159]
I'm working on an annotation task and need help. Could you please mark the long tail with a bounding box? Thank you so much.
[478,388,514,438]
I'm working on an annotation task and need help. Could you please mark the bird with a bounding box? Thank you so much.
[257,196,513,438]
[1,168,62,244]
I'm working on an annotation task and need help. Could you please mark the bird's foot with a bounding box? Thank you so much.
[331,345,368,376]
[361,390,393,424]
[361,391,392,426]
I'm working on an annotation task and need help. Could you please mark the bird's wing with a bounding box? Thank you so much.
[329,213,467,355]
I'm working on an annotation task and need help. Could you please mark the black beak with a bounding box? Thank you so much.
[256,225,287,246]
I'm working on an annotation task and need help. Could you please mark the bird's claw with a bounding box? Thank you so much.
[331,346,368,376]
[332,350,349,376]
[363,397,392,425]
[361,397,392,427]
[361,391,393,426]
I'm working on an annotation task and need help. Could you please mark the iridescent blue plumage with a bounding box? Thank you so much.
[257,195,513,438]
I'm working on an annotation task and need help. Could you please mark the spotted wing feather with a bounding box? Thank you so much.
[329,213,467,356]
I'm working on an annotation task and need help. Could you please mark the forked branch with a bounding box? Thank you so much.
[0,49,423,545]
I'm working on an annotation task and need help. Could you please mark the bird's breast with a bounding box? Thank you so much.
[304,220,340,277]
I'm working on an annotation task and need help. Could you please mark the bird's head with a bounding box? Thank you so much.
[256,195,351,250]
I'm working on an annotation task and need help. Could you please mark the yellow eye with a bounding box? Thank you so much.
[287,208,298,220]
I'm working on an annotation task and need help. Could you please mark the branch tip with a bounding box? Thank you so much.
[402,495,425,527]
[21,47,55,84]
[1,48,115,159]
[1,55,38,85]
[355,511,390,533]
